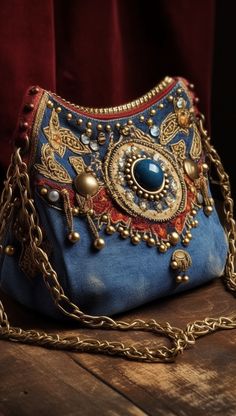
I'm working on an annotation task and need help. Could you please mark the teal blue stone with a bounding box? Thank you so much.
[133,158,164,192]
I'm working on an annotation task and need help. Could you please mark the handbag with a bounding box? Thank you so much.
[0,76,235,362]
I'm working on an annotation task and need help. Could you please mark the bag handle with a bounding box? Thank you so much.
[0,114,236,363]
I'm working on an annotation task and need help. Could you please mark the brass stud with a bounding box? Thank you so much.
[171,260,178,270]
[204,206,213,216]
[166,242,171,249]
[24,103,34,112]
[4,245,15,256]
[106,225,116,235]
[74,172,99,197]
[150,109,156,115]
[87,121,92,128]
[176,275,183,283]
[117,226,124,233]
[97,123,103,131]
[146,118,153,127]
[186,232,192,240]
[86,128,92,137]
[182,238,190,246]
[139,115,145,122]
[115,123,121,129]
[67,113,73,121]
[142,234,149,242]
[94,238,105,250]
[87,208,94,216]
[182,275,189,283]
[98,132,106,145]
[47,100,54,109]
[177,88,183,94]
[55,106,62,113]
[168,95,174,102]
[191,209,197,216]
[40,187,48,196]
[158,103,164,109]
[68,231,80,243]
[202,163,209,174]
[77,118,83,125]
[106,124,112,132]
[127,119,133,125]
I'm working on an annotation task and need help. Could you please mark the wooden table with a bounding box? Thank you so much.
[0,278,236,416]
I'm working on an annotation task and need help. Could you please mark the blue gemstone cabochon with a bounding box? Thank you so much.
[133,158,164,192]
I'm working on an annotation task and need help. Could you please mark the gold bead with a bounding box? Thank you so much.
[87,121,92,128]
[202,163,209,173]
[194,219,199,227]
[72,207,80,216]
[142,234,149,241]
[177,88,183,94]
[158,103,164,109]
[87,208,94,216]
[74,172,99,197]
[183,159,199,180]
[98,132,106,145]
[139,115,145,122]
[55,106,61,113]
[94,238,105,250]
[106,225,116,235]
[68,231,80,243]
[86,128,92,136]
[169,231,179,246]
[132,235,141,245]
[176,275,183,283]
[182,275,190,283]
[4,245,15,256]
[117,226,124,233]
[171,260,178,270]
[150,108,156,115]
[166,242,171,248]
[127,119,133,125]
[47,100,53,109]
[40,187,48,196]
[101,214,108,223]
[186,232,192,240]
[168,95,174,102]
[106,124,112,132]
[147,237,155,247]
[159,244,167,253]
[67,113,73,121]
[121,229,130,238]
[204,205,213,216]
[97,123,103,131]
[146,118,153,127]
[77,118,83,125]
[191,209,197,216]
[115,123,121,129]
[183,237,190,246]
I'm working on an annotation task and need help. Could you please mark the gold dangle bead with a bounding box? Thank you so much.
[121,229,129,238]
[159,244,167,253]
[131,235,141,245]
[176,275,183,283]
[72,207,80,216]
[204,206,213,216]
[68,231,80,243]
[106,225,116,235]
[94,238,105,250]
[147,237,155,247]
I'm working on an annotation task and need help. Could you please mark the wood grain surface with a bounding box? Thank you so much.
[0,278,236,416]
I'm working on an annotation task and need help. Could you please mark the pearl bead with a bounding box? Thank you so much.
[48,190,60,202]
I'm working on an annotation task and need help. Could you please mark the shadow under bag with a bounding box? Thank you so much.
[0,76,235,362]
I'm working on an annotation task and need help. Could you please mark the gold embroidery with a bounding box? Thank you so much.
[69,156,86,175]
[171,140,186,160]
[159,113,188,145]
[190,124,202,160]
[35,144,72,183]
[44,109,91,156]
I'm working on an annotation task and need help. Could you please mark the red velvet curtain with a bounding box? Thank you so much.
[0,0,215,174]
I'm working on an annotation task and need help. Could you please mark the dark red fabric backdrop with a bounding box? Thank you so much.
[0,0,235,202]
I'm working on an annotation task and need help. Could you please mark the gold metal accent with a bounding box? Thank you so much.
[169,232,179,245]
[94,237,105,250]
[105,225,116,235]
[35,144,72,183]
[171,140,186,160]
[183,159,199,180]
[190,124,202,160]
[55,106,62,113]
[69,156,85,175]
[40,187,48,196]
[51,76,173,115]
[74,172,99,197]
[4,245,15,256]
[68,231,80,243]
[160,112,188,145]
[147,118,153,127]
[67,113,73,121]
[47,100,54,109]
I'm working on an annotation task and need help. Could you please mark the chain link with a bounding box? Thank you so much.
[0,117,236,362]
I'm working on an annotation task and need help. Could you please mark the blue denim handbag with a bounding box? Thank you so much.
[0,77,235,362]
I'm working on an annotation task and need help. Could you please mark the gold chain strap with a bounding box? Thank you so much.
[0,115,235,362]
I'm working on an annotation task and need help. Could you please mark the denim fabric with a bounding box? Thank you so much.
[0,79,229,318]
